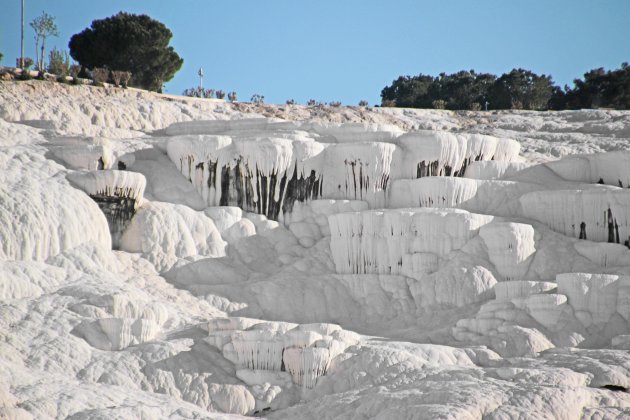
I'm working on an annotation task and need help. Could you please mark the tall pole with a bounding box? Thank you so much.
[198,66,204,97]
[20,0,24,68]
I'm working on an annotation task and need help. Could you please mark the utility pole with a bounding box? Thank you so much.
[198,66,204,97]
[20,0,24,68]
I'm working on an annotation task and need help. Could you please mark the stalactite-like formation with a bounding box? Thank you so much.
[393,131,520,181]
[67,170,146,247]
[208,320,360,392]
[328,208,494,274]
[317,142,395,209]
[167,135,324,221]
[283,347,331,389]
[231,330,286,371]
[520,189,630,246]
[165,120,522,220]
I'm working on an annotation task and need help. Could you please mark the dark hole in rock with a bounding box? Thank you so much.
[601,385,627,392]
[89,193,138,249]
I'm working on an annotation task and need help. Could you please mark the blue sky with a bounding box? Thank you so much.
[1,1,629,105]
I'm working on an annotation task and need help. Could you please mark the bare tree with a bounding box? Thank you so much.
[30,11,59,71]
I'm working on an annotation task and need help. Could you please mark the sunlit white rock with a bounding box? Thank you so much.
[283,347,331,389]
[67,170,146,206]
[119,201,226,271]
[520,188,630,244]
[47,136,113,170]
[557,273,630,326]
[547,150,630,187]
[328,208,493,274]
[73,317,161,351]
[479,222,536,281]
[391,130,520,179]
[464,161,532,180]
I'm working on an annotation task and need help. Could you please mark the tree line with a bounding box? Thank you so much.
[381,64,630,111]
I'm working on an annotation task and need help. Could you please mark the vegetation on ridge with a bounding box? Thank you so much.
[381,64,630,111]
[69,12,183,92]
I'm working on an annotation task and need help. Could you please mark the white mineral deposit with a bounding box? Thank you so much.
[2,79,630,419]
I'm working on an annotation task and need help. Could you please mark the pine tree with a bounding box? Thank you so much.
[69,12,183,92]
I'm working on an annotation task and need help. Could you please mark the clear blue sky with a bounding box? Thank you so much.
[1,1,629,105]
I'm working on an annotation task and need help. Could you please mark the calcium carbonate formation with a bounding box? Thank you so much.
[164,119,520,220]
[479,222,536,281]
[520,189,630,245]
[328,208,493,274]
[453,272,630,354]
[67,170,146,247]
[546,150,630,187]
[5,82,630,419]
[166,132,324,220]
[47,136,114,170]
[206,318,359,397]
[391,131,520,179]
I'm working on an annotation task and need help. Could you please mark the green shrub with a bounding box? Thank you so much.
[432,99,447,110]
[111,70,132,87]
[183,87,214,98]
[250,94,264,104]
[47,47,70,76]
[19,70,32,81]
[330,101,342,107]
[358,100,369,107]
[69,64,81,77]
[91,67,109,86]
[69,64,82,84]
[17,57,34,70]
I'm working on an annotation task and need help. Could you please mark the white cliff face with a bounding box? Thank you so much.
[206,318,360,410]
[67,170,147,248]
[73,317,162,351]
[319,142,395,207]
[454,270,630,354]
[389,176,544,218]
[67,170,147,204]
[164,121,522,219]
[166,127,326,220]
[479,222,536,281]
[520,188,630,244]
[546,150,630,187]
[3,82,630,419]
[119,201,227,272]
[47,136,114,170]
[557,273,630,327]
[0,146,111,261]
[328,208,493,274]
[390,177,481,209]
[464,160,533,180]
[391,130,520,179]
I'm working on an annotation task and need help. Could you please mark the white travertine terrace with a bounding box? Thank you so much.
[3,82,630,418]
[520,188,630,244]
